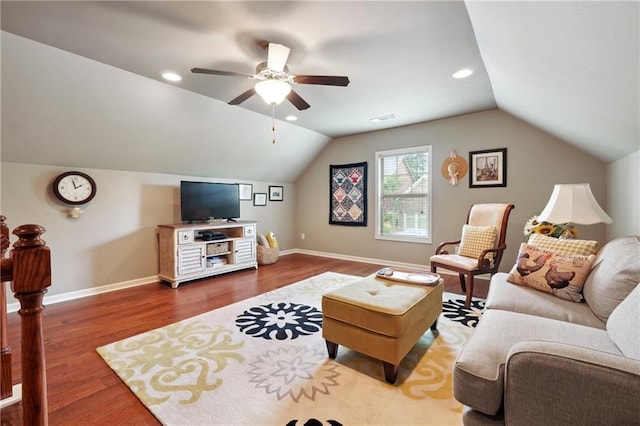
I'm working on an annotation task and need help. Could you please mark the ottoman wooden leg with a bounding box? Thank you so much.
[430,318,438,331]
[325,340,338,359]
[382,362,399,384]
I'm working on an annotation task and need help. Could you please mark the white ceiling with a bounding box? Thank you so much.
[1,1,638,170]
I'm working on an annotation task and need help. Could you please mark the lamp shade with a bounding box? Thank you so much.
[537,183,612,225]
[255,80,291,105]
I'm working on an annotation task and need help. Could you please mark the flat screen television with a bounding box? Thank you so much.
[180,181,240,223]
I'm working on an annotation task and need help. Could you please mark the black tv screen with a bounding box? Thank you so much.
[180,181,240,223]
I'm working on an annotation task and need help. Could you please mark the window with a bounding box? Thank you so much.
[375,146,432,243]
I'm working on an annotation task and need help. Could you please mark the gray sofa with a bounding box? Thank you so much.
[453,235,640,425]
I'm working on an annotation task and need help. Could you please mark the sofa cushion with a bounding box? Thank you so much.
[527,233,598,256]
[453,310,623,416]
[486,273,605,329]
[506,243,595,302]
[607,283,640,360]
[582,236,640,322]
[459,224,497,259]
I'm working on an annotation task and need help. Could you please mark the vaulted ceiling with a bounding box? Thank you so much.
[2,1,638,180]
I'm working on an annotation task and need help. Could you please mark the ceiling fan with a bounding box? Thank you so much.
[191,43,350,111]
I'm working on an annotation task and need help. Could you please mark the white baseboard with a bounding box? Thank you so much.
[293,248,432,271]
[6,276,158,313]
[6,250,488,312]
[0,384,22,409]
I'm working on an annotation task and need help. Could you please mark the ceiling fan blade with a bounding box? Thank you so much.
[287,90,311,111]
[293,75,350,87]
[228,88,256,105]
[267,43,290,73]
[191,67,254,78]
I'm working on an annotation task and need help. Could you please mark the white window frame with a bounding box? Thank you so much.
[374,145,432,244]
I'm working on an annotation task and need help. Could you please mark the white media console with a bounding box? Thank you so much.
[157,221,257,288]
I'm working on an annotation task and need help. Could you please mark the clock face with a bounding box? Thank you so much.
[53,172,97,205]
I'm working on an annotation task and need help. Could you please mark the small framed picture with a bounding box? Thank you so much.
[238,183,253,201]
[469,148,507,188]
[253,193,267,206]
[269,185,284,201]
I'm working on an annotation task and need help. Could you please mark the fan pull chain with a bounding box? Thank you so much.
[271,105,276,144]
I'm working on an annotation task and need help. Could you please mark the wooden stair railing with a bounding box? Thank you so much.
[1,215,52,426]
[1,216,11,401]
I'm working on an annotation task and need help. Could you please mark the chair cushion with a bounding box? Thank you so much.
[430,253,482,271]
[486,273,605,329]
[453,310,622,416]
[459,224,497,259]
[607,283,640,360]
[506,243,595,302]
[527,233,598,256]
[582,236,640,322]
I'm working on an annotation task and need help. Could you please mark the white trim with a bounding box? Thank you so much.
[5,250,487,312]
[7,276,158,313]
[0,383,22,409]
[294,248,432,271]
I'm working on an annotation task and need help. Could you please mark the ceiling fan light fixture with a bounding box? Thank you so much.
[255,80,291,105]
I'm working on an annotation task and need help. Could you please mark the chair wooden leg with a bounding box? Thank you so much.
[464,274,474,309]
[459,273,467,292]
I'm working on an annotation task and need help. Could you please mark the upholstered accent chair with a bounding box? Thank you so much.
[430,203,515,308]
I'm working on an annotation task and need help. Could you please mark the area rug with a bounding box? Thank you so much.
[97,272,484,425]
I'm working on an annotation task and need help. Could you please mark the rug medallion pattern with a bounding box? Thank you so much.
[97,272,483,425]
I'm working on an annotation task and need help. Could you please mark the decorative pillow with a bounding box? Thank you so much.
[527,233,598,256]
[257,234,269,247]
[266,231,279,248]
[458,225,497,259]
[507,243,596,302]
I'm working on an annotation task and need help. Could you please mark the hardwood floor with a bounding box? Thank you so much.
[2,253,488,425]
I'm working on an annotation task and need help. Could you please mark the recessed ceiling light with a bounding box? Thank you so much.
[370,114,397,123]
[285,115,298,122]
[162,72,182,82]
[452,68,474,79]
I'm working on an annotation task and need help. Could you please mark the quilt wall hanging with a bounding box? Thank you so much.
[329,162,367,226]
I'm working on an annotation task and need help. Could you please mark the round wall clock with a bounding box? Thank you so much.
[52,171,97,205]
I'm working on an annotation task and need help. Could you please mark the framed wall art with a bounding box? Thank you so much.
[253,193,267,206]
[238,184,253,201]
[329,161,367,226]
[469,148,507,188]
[268,185,284,201]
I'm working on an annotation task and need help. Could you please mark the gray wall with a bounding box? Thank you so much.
[3,114,637,306]
[296,109,610,269]
[607,150,640,238]
[1,162,295,302]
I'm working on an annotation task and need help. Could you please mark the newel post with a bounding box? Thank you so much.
[11,224,51,426]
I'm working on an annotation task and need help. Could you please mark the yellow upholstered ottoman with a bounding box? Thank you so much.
[322,275,443,383]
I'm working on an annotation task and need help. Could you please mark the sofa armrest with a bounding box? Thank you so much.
[504,341,640,425]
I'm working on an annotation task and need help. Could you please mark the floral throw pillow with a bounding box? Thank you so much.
[507,243,596,302]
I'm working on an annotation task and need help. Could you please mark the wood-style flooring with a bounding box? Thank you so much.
[1,253,488,425]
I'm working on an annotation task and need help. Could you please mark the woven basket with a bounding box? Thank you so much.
[257,245,279,265]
